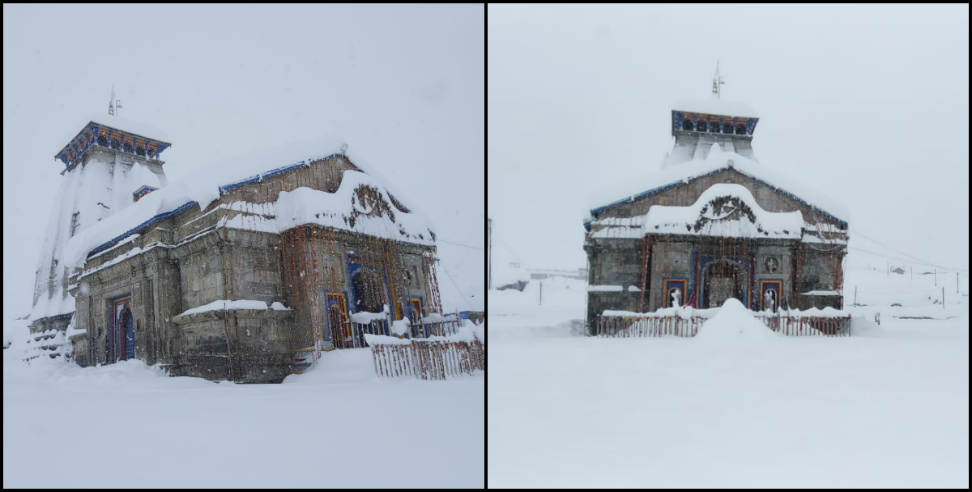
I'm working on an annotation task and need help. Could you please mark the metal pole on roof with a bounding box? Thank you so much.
[712,60,725,98]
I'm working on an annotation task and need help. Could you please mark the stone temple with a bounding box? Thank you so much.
[583,90,849,334]
[29,116,450,382]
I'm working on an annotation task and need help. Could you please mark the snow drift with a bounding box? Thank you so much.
[693,298,778,343]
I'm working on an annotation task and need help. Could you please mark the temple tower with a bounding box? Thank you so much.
[29,117,171,338]
[663,65,760,167]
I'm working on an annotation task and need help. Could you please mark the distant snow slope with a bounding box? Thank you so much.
[2,346,483,488]
[487,259,969,488]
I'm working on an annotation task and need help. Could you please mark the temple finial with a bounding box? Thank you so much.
[712,60,725,98]
[108,85,122,116]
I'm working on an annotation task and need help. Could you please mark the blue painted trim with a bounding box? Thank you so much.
[86,201,197,258]
[346,252,362,313]
[758,278,785,311]
[261,161,306,180]
[132,185,158,200]
[217,175,260,194]
[588,166,847,229]
[55,122,172,168]
[107,294,131,363]
[216,153,340,194]
[661,277,690,308]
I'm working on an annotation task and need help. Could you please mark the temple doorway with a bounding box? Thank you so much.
[704,260,747,308]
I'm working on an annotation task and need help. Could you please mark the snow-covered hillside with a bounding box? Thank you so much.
[487,265,969,488]
[2,342,483,488]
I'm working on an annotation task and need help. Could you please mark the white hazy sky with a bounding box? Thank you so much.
[488,4,969,273]
[3,4,484,317]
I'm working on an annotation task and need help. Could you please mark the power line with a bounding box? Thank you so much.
[847,245,968,273]
[436,239,483,250]
[437,260,470,312]
[850,230,969,272]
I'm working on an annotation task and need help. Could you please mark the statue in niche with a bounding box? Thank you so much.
[669,287,681,308]
[764,289,777,312]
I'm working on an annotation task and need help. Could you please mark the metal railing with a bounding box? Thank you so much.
[349,320,387,348]
[416,318,461,338]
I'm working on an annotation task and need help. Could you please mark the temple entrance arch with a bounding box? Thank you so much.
[121,308,134,360]
[702,259,749,308]
[351,269,385,313]
[108,294,131,363]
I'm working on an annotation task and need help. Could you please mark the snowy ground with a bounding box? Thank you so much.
[487,270,969,488]
[3,341,483,488]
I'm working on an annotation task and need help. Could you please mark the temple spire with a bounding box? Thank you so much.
[108,85,122,116]
[712,60,725,98]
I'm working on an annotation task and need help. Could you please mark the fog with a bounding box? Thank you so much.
[488,4,968,274]
[3,4,484,317]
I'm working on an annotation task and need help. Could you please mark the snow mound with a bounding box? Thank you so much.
[694,298,778,343]
[390,318,410,336]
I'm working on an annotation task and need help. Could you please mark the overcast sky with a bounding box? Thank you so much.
[3,4,483,317]
[488,4,969,274]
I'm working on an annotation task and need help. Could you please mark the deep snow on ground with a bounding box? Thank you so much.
[3,344,483,488]
[487,268,969,488]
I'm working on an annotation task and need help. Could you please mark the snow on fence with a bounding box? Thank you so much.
[370,336,485,380]
[596,308,851,338]
[758,314,850,336]
[349,317,462,348]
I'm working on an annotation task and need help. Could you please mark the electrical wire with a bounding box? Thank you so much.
[436,239,484,250]
[851,229,968,272]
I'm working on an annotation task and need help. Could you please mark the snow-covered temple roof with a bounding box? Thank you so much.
[62,147,436,268]
[587,146,849,228]
[671,98,758,119]
[590,183,805,240]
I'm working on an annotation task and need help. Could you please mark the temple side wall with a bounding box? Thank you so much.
[71,156,443,382]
